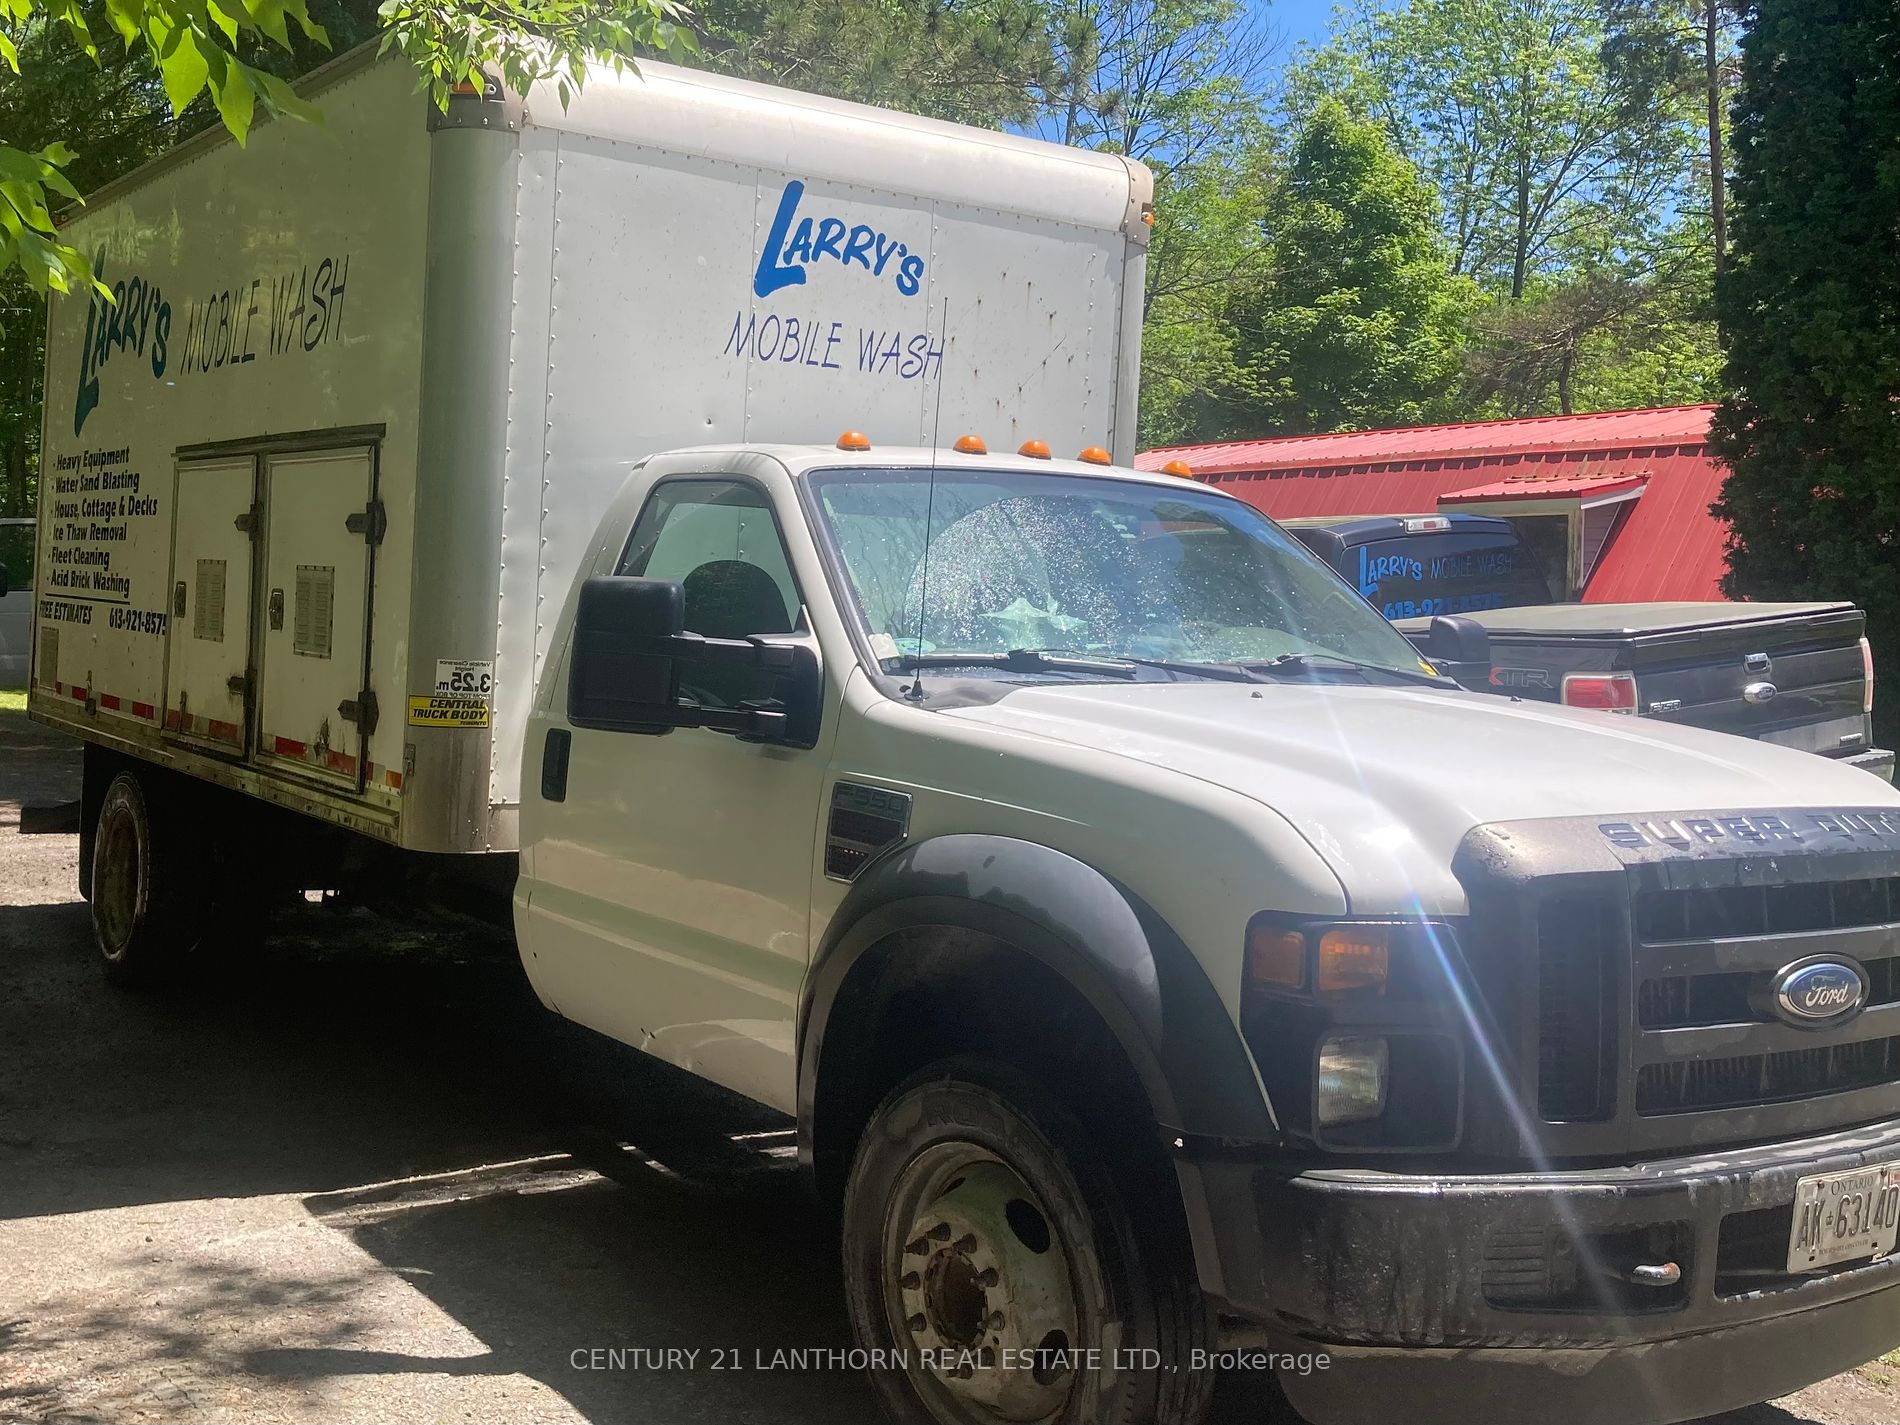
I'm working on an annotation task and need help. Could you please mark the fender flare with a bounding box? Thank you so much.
[797,833,1279,1155]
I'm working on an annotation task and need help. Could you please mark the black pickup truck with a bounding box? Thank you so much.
[1285,514,1891,779]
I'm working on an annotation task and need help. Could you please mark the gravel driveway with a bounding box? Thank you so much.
[1,709,1896,1425]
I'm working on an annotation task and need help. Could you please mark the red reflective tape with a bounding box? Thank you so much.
[71,686,88,702]
[52,682,64,695]
[325,749,357,776]
[208,719,241,743]
[273,736,306,757]
[164,708,184,731]
[384,768,404,790]
[98,693,122,711]
[131,701,156,720]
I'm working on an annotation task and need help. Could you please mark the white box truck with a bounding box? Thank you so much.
[32,38,1900,1425]
[31,42,1149,858]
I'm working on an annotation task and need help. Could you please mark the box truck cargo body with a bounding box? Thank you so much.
[31,45,1151,853]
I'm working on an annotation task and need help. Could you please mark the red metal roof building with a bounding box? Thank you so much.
[1137,405,1730,603]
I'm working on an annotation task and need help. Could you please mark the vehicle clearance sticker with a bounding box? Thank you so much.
[407,694,489,727]
[434,659,495,696]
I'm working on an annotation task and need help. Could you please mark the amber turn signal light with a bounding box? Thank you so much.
[1247,923,1306,990]
[1317,927,1390,996]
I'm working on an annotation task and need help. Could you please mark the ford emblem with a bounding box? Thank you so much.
[1772,959,1868,1026]
[1743,680,1778,705]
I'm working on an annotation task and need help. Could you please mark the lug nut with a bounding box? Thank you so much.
[907,1313,927,1334]
[955,1234,978,1253]
[906,1236,928,1256]
[901,1271,921,1289]
[929,1223,952,1241]
[977,1268,1000,1287]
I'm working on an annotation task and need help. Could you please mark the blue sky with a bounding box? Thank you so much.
[1259,0,1342,58]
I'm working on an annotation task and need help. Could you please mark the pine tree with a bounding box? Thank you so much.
[1222,99,1473,436]
[1709,0,1900,741]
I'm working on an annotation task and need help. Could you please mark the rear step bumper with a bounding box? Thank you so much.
[1842,747,1895,781]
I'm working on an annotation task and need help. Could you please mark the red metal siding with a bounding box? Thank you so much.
[1140,407,1731,602]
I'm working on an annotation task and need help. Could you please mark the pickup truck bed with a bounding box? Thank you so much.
[1397,600,1890,775]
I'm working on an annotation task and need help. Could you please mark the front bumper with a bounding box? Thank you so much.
[1181,1117,1900,1425]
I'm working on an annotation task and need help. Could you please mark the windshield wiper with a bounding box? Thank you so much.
[897,648,1140,678]
[1248,652,1448,687]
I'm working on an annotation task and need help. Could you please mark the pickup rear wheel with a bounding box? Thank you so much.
[91,771,196,986]
[843,1059,1212,1425]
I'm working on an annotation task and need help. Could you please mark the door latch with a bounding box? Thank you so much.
[226,670,251,699]
[338,690,380,735]
[234,503,262,536]
[269,587,285,630]
[345,500,387,545]
[173,581,187,617]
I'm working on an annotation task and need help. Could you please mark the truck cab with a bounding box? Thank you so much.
[517,439,1900,1425]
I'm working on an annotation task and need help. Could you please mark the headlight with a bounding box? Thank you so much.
[1316,1034,1389,1128]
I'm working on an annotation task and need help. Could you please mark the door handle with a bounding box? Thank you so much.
[269,587,285,630]
[173,581,187,617]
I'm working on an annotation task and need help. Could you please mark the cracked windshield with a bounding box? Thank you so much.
[811,468,1434,678]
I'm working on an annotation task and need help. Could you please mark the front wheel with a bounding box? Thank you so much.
[843,1059,1213,1425]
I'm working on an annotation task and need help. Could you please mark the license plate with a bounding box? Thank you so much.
[1787,1165,1900,1272]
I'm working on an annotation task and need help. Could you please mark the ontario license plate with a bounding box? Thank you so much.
[1787,1165,1900,1272]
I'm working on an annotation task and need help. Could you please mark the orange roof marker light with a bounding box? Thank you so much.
[836,430,871,451]
[1077,446,1112,465]
[1019,439,1052,459]
[953,434,988,454]
[1160,459,1194,479]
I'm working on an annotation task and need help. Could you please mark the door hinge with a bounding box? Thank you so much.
[338,690,380,735]
[345,500,387,545]
[234,503,262,536]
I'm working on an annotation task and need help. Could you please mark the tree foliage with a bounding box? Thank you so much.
[1709,0,1900,739]
[1199,101,1473,437]
[0,0,691,297]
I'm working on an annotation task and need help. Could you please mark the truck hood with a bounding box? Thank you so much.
[941,681,1900,913]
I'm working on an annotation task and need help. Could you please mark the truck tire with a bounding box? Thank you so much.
[843,1058,1214,1425]
[90,771,196,986]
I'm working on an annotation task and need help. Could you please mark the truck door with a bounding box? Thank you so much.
[521,476,821,1113]
[163,456,257,754]
[254,445,379,789]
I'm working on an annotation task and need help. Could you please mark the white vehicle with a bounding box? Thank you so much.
[32,39,1900,1425]
[28,42,1148,860]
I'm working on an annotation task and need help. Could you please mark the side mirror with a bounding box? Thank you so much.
[566,575,822,747]
[1423,615,1490,687]
[0,561,10,598]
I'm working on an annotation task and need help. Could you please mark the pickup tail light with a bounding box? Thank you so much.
[1862,636,1876,715]
[1562,671,1639,715]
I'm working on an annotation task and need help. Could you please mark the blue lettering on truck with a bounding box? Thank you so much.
[753,181,927,298]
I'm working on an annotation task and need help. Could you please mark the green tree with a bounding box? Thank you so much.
[0,0,692,296]
[692,0,1050,128]
[1599,0,1743,272]
[1709,0,1900,740]
[1297,0,1698,300]
[1213,100,1472,436]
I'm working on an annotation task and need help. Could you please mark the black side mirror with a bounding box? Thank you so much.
[1424,615,1490,686]
[567,576,822,747]
[568,577,686,733]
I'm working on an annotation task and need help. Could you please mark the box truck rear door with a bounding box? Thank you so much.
[255,446,376,789]
[162,456,257,754]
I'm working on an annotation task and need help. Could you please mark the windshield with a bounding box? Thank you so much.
[808,468,1437,678]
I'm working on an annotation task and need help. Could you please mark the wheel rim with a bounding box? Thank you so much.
[93,799,142,957]
[883,1143,1081,1424]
